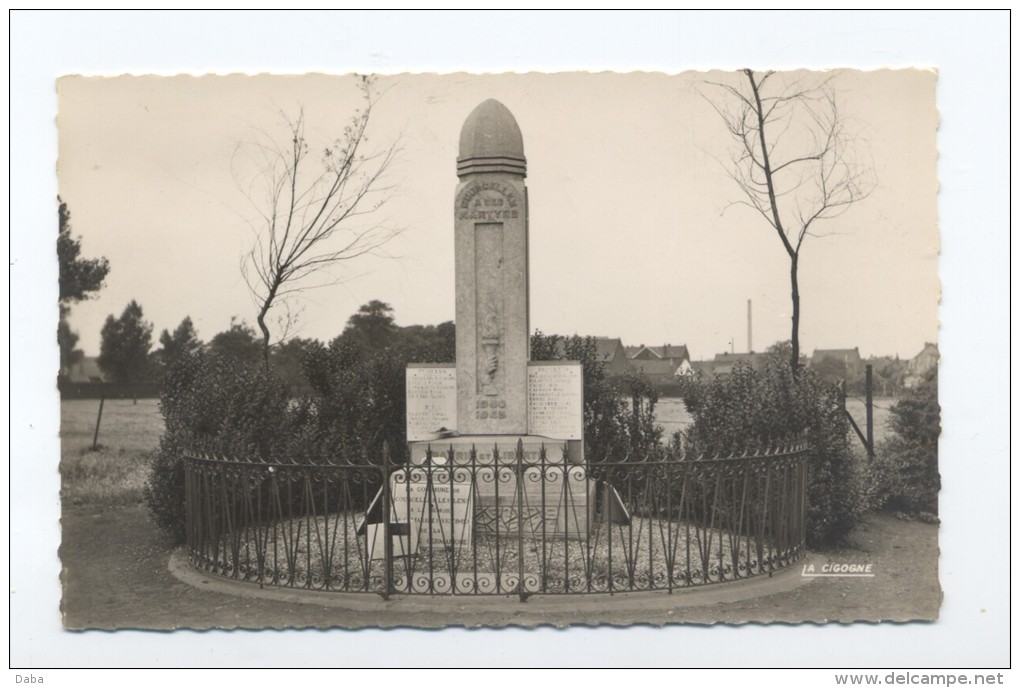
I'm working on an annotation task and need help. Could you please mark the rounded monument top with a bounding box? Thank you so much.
[457,99,527,178]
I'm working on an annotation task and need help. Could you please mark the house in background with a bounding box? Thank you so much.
[623,345,644,359]
[63,356,105,383]
[629,357,684,387]
[905,342,939,388]
[710,351,773,376]
[592,337,631,379]
[867,354,908,396]
[544,336,631,380]
[629,343,690,363]
[628,343,693,384]
[689,359,716,377]
[810,347,864,384]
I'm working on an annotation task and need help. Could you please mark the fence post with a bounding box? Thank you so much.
[516,438,526,602]
[800,451,808,553]
[865,364,875,462]
[381,441,393,601]
[604,476,613,593]
[91,385,106,450]
[841,378,872,456]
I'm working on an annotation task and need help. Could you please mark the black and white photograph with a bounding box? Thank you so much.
[11,10,1010,674]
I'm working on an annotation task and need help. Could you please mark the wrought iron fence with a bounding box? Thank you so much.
[184,440,809,600]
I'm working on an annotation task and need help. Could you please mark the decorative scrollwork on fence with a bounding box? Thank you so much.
[184,440,809,599]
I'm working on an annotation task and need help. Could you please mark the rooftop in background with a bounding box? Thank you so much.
[811,348,862,363]
[629,344,690,362]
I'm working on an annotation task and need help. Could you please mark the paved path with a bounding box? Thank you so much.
[167,548,818,628]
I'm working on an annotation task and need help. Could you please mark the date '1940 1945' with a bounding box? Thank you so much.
[476,397,507,419]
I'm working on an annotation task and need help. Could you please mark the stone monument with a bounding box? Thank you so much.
[453,99,530,435]
[405,99,585,464]
[363,100,598,559]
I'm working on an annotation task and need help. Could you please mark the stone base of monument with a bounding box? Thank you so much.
[358,437,612,559]
[469,463,596,539]
[405,435,593,542]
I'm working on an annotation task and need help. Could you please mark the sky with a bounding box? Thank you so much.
[57,69,938,360]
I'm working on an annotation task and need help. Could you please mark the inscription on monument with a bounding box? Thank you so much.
[406,366,457,441]
[474,397,507,420]
[391,469,473,550]
[456,183,521,221]
[527,363,584,440]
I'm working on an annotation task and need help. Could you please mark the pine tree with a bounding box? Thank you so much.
[98,300,153,384]
[57,199,110,376]
[158,316,202,363]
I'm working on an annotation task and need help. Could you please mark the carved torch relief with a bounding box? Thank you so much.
[458,182,520,416]
[475,222,503,397]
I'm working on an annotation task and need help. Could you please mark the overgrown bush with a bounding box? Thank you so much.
[148,325,663,542]
[144,350,301,542]
[676,346,868,548]
[301,337,409,462]
[145,335,419,542]
[869,368,940,517]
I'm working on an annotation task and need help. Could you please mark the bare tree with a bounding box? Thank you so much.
[710,69,873,375]
[237,76,400,369]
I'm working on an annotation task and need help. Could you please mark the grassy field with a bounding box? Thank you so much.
[60,398,164,506]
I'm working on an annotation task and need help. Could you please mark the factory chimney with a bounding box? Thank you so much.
[747,299,752,353]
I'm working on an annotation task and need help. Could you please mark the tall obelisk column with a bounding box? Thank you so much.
[454,100,529,436]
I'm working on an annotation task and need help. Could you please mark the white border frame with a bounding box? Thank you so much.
[9,10,1011,669]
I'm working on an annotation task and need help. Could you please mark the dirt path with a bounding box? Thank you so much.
[60,504,940,629]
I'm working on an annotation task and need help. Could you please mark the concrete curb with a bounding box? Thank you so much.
[169,549,820,622]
